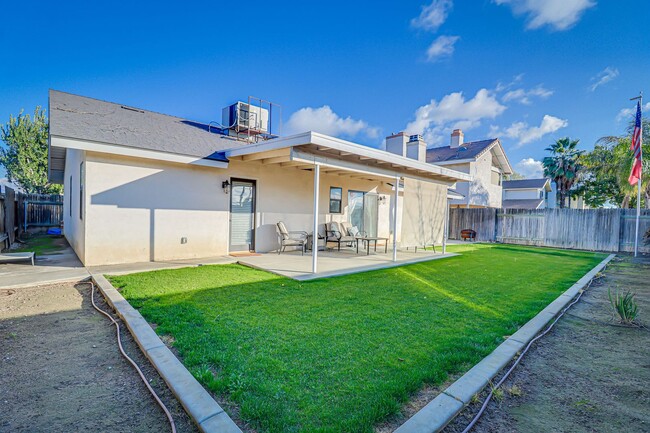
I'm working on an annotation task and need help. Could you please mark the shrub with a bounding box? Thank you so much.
[608,288,638,324]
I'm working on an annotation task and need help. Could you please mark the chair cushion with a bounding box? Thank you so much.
[277,222,289,239]
[348,226,360,237]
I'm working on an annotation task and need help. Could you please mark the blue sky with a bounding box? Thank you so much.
[1,0,648,179]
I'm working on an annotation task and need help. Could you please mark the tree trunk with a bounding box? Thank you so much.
[558,191,565,208]
[621,194,630,209]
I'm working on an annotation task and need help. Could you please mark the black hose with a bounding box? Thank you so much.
[461,272,603,433]
[88,282,177,433]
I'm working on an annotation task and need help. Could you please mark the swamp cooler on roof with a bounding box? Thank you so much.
[222,102,270,134]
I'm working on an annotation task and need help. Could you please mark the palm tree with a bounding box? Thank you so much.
[543,137,584,208]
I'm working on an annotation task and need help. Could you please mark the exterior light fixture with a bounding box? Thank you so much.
[222,180,231,194]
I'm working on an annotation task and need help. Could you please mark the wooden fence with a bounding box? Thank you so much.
[1,189,64,249]
[449,207,650,253]
[1,186,18,248]
[20,193,64,228]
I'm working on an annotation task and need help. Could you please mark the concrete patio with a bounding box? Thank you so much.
[0,247,89,289]
[236,248,457,281]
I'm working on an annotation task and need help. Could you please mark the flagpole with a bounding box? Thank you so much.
[631,92,643,257]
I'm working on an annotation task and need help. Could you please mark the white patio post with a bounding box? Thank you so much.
[392,176,399,262]
[312,164,320,273]
[442,195,450,254]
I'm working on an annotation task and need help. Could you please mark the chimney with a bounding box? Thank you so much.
[406,134,427,162]
[450,129,464,148]
[385,132,408,157]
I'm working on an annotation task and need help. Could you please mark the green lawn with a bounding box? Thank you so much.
[110,244,605,433]
[10,234,67,255]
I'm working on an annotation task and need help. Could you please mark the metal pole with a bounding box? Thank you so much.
[392,176,399,262]
[631,93,643,257]
[636,180,641,257]
[312,164,320,273]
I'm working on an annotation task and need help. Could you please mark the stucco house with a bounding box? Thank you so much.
[421,129,513,208]
[502,178,554,209]
[47,90,470,267]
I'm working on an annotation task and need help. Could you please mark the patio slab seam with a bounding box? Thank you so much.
[394,253,616,433]
[90,273,243,433]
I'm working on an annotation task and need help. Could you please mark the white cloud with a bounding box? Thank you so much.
[515,158,545,178]
[425,35,460,62]
[406,88,507,145]
[494,114,568,147]
[494,0,595,31]
[589,67,619,92]
[285,105,380,139]
[502,85,553,104]
[495,74,525,92]
[617,102,650,122]
[411,0,453,32]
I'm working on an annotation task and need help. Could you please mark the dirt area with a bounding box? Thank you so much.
[445,255,650,433]
[0,281,199,433]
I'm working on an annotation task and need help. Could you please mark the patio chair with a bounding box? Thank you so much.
[277,221,308,255]
[326,221,361,251]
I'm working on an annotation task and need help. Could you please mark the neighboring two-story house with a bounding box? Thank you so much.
[502,178,554,209]
[422,129,512,208]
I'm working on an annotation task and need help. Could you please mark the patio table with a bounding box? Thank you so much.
[355,236,389,255]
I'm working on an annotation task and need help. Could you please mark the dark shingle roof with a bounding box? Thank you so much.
[426,139,496,163]
[502,178,549,189]
[49,90,238,162]
[502,198,545,209]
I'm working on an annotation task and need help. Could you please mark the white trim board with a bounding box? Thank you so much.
[50,136,229,169]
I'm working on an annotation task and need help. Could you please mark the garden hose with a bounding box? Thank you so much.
[88,282,177,433]
[461,270,604,433]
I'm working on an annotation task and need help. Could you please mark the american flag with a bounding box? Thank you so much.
[629,101,643,186]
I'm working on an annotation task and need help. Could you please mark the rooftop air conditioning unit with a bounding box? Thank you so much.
[222,102,269,134]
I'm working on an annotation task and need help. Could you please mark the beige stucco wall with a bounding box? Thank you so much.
[446,154,502,208]
[74,150,448,266]
[401,179,447,246]
[62,148,86,262]
[84,152,228,265]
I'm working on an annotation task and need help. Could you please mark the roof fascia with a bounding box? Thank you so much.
[50,136,229,169]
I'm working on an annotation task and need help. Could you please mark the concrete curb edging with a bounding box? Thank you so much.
[91,273,243,433]
[394,253,616,433]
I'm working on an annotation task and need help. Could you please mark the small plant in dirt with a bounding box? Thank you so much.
[492,386,505,401]
[506,384,523,397]
[608,287,639,325]
[470,393,480,404]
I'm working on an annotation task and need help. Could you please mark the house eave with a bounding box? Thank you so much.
[48,135,229,182]
[225,131,472,184]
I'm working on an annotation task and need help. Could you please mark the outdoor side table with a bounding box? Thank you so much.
[355,236,389,255]
[306,233,326,251]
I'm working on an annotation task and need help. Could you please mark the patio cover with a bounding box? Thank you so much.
[224,132,471,185]
[224,132,472,273]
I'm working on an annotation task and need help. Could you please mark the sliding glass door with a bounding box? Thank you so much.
[363,194,378,237]
[347,191,378,237]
